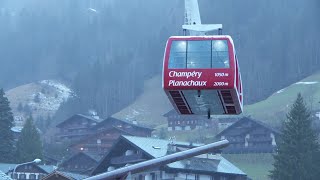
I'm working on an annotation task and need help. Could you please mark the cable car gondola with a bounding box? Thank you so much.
[162,35,243,117]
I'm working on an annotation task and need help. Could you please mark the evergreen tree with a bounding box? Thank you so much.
[0,88,15,163]
[16,116,43,163]
[270,93,320,180]
[158,128,167,139]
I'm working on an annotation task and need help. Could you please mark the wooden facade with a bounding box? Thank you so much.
[58,152,100,175]
[91,136,247,180]
[69,127,132,154]
[42,171,87,180]
[42,171,73,180]
[164,110,208,131]
[92,117,153,137]
[217,117,238,131]
[55,114,102,143]
[216,117,280,153]
[59,116,153,155]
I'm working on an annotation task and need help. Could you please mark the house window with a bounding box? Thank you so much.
[138,174,145,180]
[29,174,36,180]
[187,40,211,68]
[18,174,26,179]
[195,174,200,180]
[150,173,156,180]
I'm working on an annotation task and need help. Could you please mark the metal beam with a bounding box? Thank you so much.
[85,139,229,180]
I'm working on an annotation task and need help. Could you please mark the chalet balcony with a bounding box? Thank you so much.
[110,153,146,165]
[248,137,272,142]
[56,131,93,138]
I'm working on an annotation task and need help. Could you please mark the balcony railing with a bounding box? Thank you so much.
[56,131,93,137]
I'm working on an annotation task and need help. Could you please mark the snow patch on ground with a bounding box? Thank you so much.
[88,8,98,13]
[295,81,318,85]
[276,89,285,94]
[122,107,149,121]
[316,112,320,119]
[27,80,75,112]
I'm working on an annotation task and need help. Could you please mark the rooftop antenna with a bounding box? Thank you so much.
[183,0,223,36]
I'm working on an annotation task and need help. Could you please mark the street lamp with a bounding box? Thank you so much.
[12,159,41,180]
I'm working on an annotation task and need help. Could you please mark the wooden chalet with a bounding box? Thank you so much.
[216,117,280,153]
[69,117,153,155]
[164,109,208,131]
[91,136,247,180]
[55,114,103,143]
[92,117,153,136]
[43,154,59,166]
[0,163,56,180]
[70,126,136,154]
[58,152,101,175]
[217,117,239,131]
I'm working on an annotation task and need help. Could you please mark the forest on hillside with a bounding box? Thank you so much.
[0,0,319,121]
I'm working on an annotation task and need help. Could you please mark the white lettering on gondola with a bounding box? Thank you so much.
[169,71,202,79]
[168,80,207,87]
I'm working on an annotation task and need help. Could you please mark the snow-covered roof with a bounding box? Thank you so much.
[0,170,12,180]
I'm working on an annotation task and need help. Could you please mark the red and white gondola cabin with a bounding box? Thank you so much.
[163,36,243,116]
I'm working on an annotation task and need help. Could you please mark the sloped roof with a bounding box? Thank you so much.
[216,116,281,137]
[69,126,135,147]
[60,152,100,167]
[0,163,56,174]
[39,165,57,173]
[84,152,103,162]
[56,114,103,128]
[163,109,177,117]
[0,170,12,180]
[94,117,154,131]
[42,170,88,180]
[58,171,88,180]
[122,136,246,175]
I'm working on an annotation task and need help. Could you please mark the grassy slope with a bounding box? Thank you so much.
[6,82,53,122]
[224,153,274,180]
[112,75,172,127]
[113,72,320,129]
[244,72,320,127]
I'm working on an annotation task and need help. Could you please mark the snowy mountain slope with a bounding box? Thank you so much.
[6,80,74,127]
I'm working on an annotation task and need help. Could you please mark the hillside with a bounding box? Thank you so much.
[112,75,171,127]
[245,71,320,127]
[113,72,320,129]
[5,80,74,127]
